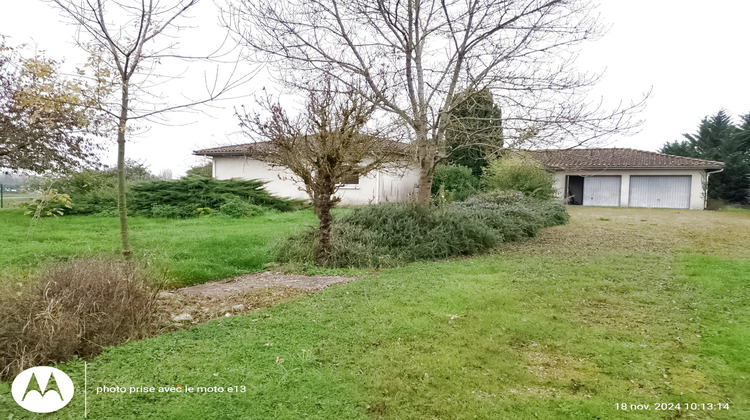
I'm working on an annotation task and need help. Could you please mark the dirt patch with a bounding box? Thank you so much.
[177,271,354,299]
[156,272,354,327]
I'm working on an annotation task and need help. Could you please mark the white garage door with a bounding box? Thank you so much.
[628,176,691,209]
[583,176,621,207]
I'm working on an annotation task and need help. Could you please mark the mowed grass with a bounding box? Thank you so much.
[1,207,748,419]
[0,209,317,287]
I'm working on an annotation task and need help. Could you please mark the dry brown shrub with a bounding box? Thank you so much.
[0,259,161,380]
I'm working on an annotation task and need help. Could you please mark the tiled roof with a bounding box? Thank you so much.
[530,148,724,170]
[193,142,275,157]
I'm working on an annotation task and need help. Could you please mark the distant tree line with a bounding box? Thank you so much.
[661,110,750,205]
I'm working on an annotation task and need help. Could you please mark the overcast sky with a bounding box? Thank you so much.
[2,0,749,176]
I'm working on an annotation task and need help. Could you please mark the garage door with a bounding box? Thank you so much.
[583,176,621,207]
[628,176,691,209]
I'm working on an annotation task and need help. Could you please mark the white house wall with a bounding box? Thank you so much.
[375,165,422,204]
[213,156,420,205]
[552,169,707,210]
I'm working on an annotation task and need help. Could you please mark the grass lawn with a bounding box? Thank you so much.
[1,207,748,419]
[0,209,317,287]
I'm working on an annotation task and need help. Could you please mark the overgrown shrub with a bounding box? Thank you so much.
[342,203,430,251]
[25,189,73,217]
[481,153,556,199]
[340,203,498,260]
[278,223,396,268]
[0,259,160,380]
[431,164,478,202]
[463,190,569,228]
[219,198,266,218]
[130,178,294,218]
[277,194,566,268]
[416,206,500,259]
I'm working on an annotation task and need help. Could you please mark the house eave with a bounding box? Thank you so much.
[193,151,254,157]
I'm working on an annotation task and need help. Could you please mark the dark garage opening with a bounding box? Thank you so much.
[567,176,584,205]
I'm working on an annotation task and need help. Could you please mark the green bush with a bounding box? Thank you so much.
[341,203,498,260]
[463,190,568,227]
[278,194,567,268]
[130,178,295,218]
[44,164,300,217]
[431,164,478,202]
[51,161,156,215]
[219,198,266,218]
[416,206,500,259]
[59,169,119,214]
[148,204,186,219]
[481,153,556,199]
[68,187,120,215]
[459,192,546,241]
[342,203,429,251]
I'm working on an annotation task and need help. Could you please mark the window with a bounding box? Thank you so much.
[340,173,360,185]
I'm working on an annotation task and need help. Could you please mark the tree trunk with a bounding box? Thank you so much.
[416,159,434,205]
[117,82,132,260]
[314,196,334,264]
[415,137,436,205]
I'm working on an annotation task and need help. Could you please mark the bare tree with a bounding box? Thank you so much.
[239,81,405,263]
[225,0,646,204]
[50,0,244,259]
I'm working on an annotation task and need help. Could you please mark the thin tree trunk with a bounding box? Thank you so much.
[117,82,132,260]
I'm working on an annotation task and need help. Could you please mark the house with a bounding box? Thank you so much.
[531,148,724,210]
[193,142,421,205]
[195,143,724,210]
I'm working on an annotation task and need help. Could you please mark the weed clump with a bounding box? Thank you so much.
[0,259,161,380]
